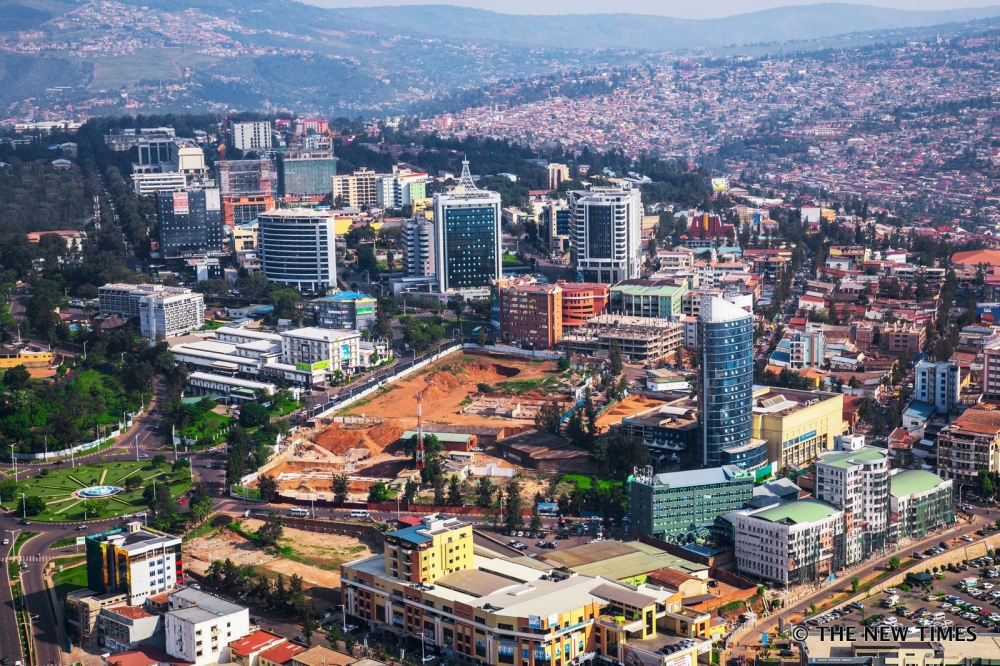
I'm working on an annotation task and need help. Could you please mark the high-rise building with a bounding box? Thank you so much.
[165,588,250,666]
[221,194,274,227]
[914,359,960,416]
[814,447,890,564]
[379,167,429,210]
[85,522,183,605]
[400,217,435,277]
[278,150,338,198]
[314,291,377,331]
[936,408,1000,487]
[433,161,502,292]
[257,209,338,293]
[132,171,187,196]
[545,200,571,253]
[890,470,954,541]
[628,465,753,543]
[547,162,569,190]
[499,282,563,349]
[568,184,642,284]
[332,167,381,208]
[98,284,205,338]
[698,296,764,470]
[219,159,277,227]
[157,189,224,260]
[231,121,272,151]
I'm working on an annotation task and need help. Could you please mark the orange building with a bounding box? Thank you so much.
[222,194,274,227]
[500,283,563,349]
[557,280,610,327]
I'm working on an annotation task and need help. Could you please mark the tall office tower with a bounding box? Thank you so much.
[400,217,436,277]
[914,359,960,416]
[219,159,277,226]
[156,189,224,259]
[433,161,502,292]
[698,296,761,469]
[546,201,571,253]
[257,209,338,293]
[231,121,272,151]
[568,183,642,284]
[278,150,338,198]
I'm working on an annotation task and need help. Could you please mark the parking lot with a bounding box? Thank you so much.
[480,518,606,557]
[799,550,1000,637]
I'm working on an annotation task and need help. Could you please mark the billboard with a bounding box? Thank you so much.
[711,177,728,192]
[295,359,330,372]
[528,615,542,629]
[172,191,189,215]
[205,188,221,211]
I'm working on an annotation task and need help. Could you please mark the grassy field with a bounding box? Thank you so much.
[561,475,620,491]
[0,461,191,522]
[52,560,87,600]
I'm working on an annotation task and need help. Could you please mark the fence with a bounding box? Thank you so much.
[466,343,564,361]
[12,407,145,461]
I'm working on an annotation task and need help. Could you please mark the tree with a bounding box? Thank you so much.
[447,475,463,506]
[367,482,391,503]
[476,477,495,508]
[888,556,901,571]
[2,365,30,391]
[256,517,284,547]
[373,302,393,340]
[608,433,647,480]
[530,496,543,532]
[239,402,270,428]
[258,475,278,503]
[477,328,488,347]
[504,480,524,532]
[450,293,465,325]
[433,476,446,505]
[851,576,861,593]
[404,480,418,503]
[608,340,623,376]
[535,401,562,435]
[151,454,167,467]
[22,495,46,516]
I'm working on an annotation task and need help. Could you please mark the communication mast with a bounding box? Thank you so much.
[93,195,101,231]
[415,389,426,469]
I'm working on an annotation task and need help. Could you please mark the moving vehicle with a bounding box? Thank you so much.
[350,509,371,520]
[289,506,311,517]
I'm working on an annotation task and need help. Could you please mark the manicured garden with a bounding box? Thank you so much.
[0,459,192,522]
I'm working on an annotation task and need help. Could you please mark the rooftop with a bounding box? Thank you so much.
[104,605,156,620]
[87,525,180,553]
[816,447,888,469]
[292,645,356,666]
[645,465,750,489]
[260,642,308,665]
[282,327,360,342]
[230,631,286,657]
[315,291,375,302]
[890,470,949,498]
[752,499,841,525]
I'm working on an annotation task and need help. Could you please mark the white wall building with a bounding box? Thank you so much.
[85,522,182,605]
[132,171,187,196]
[139,290,205,339]
[280,327,361,377]
[914,360,960,416]
[98,605,162,652]
[232,121,272,151]
[400,217,436,278]
[257,209,338,293]
[568,184,642,285]
[165,588,250,666]
[814,447,890,564]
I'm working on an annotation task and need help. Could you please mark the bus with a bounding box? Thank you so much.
[350,509,371,520]
[289,507,310,517]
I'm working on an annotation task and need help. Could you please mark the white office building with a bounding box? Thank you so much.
[280,327,361,377]
[85,522,183,605]
[99,284,205,338]
[132,171,187,196]
[914,359,960,416]
[232,121,272,151]
[400,217,435,278]
[814,447,890,564]
[257,209,338,293]
[165,588,250,666]
[568,184,642,284]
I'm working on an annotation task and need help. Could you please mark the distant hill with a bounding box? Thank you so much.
[314,2,1000,50]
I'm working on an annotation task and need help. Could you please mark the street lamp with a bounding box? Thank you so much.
[20,492,26,519]
[9,444,15,482]
[82,340,87,361]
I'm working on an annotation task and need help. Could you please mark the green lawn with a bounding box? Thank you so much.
[52,561,88,600]
[0,461,192,522]
[561,475,620,491]
[50,536,78,549]
[268,396,302,417]
[180,410,232,442]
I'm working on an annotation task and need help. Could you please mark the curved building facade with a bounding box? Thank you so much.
[698,296,762,469]
[258,209,337,293]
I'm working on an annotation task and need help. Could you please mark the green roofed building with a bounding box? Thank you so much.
[611,281,689,319]
[890,470,954,540]
[732,499,846,586]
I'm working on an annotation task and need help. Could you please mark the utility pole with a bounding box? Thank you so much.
[415,389,425,470]
[10,444,16,482]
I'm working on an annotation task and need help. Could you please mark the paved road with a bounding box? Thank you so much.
[0,532,23,666]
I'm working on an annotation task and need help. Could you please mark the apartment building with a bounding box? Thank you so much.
[914,360,960,416]
[751,387,845,473]
[935,408,1000,488]
[165,588,251,666]
[341,515,713,666]
[568,184,642,284]
[314,292,377,331]
[98,605,162,653]
[280,327,362,377]
[556,281,609,327]
[332,167,382,208]
[611,281,689,319]
[628,465,753,543]
[499,282,563,349]
[881,322,926,354]
[562,314,683,366]
[98,284,205,338]
[232,121,272,151]
[889,470,954,541]
[85,522,182,605]
[733,500,846,586]
[401,217,436,278]
[814,447,890,564]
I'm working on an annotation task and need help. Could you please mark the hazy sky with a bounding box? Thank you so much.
[301,0,1000,19]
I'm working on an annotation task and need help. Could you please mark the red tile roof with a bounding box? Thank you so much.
[261,642,309,665]
[106,605,155,620]
[230,631,286,657]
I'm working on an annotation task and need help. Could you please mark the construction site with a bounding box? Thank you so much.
[249,352,668,502]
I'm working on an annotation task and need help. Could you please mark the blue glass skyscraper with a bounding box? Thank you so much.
[698,296,765,470]
[433,161,502,292]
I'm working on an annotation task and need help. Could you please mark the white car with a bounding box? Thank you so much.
[2,539,8,546]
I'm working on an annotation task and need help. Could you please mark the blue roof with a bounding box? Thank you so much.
[904,400,936,419]
[387,525,432,544]
[317,291,375,302]
[769,351,791,364]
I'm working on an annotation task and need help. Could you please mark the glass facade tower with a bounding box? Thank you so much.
[433,161,502,293]
[698,296,761,469]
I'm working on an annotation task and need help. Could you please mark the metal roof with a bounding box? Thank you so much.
[890,470,949,498]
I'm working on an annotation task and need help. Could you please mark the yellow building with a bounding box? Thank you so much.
[0,351,54,368]
[752,387,845,472]
[232,222,258,253]
[342,515,712,666]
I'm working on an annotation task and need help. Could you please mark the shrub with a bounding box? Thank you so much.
[210,514,234,528]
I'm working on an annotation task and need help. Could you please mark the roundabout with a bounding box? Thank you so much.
[75,485,124,499]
